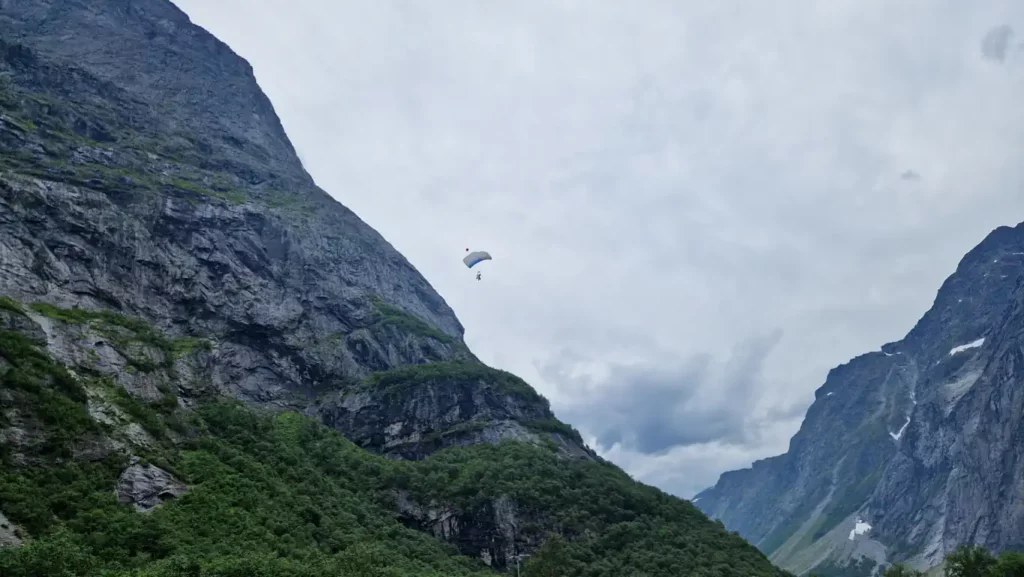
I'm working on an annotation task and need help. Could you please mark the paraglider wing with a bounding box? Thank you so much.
[463,251,492,268]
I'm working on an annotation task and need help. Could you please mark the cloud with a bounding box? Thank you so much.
[545,330,785,454]
[172,0,1024,500]
[981,24,1015,62]
[599,431,800,500]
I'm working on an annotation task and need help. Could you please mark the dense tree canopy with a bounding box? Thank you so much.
[0,322,788,577]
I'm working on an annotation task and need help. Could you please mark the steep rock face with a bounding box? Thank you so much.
[0,301,210,469]
[314,363,596,461]
[396,492,532,570]
[0,0,302,179]
[695,224,1024,575]
[0,1,468,411]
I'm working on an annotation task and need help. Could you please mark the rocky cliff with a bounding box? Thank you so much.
[0,0,586,458]
[694,223,1024,576]
[0,2,783,575]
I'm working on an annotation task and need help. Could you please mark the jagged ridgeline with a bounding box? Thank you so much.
[695,220,1024,577]
[0,2,791,576]
[0,297,789,577]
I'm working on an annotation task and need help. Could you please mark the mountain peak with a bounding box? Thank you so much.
[695,220,1024,575]
[0,2,793,575]
[0,0,303,179]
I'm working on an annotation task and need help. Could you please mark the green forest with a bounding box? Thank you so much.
[809,547,1024,577]
[0,317,786,577]
[881,547,1024,577]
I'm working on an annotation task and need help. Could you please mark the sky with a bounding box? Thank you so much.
[173,0,1024,499]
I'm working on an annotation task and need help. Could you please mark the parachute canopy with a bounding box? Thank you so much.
[463,251,492,268]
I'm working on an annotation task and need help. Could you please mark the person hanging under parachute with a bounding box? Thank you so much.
[463,248,491,280]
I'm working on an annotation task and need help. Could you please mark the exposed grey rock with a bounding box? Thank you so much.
[115,457,188,513]
[26,312,174,401]
[0,511,22,548]
[123,422,157,449]
[395,491,534,572]
[695,224,1024,575]
[0,394,45,468]
[0,12,467,415]
[73,434,123,462]
[396,491,462,541]
[0,168,464,408]
[0,0,302,180]
[314,371,596,461]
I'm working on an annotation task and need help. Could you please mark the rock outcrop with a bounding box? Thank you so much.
[396,492,532,569]
[694,223,1024,576]
[313,362,595,461]
[115,456,189,512]
[0,511,21,548]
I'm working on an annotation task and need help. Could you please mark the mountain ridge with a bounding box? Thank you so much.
[0,1,792,575]
[0,0,304,178]
[695,221,1024,576]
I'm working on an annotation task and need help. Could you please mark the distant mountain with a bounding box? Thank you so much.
[694,222,1024,576]
[0,1,791,575]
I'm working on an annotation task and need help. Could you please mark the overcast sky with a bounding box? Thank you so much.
[174,0,1024,499]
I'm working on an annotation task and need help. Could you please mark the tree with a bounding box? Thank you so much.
[523,533,580,577]
[992,552,1024,577]
[946,545,998,577]
[0,529,97,577]
[884,563,924,577]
